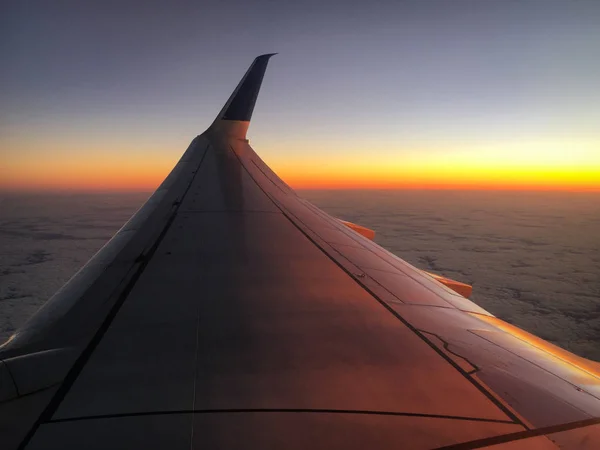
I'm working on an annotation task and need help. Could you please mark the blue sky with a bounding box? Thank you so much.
[1,0,599,189]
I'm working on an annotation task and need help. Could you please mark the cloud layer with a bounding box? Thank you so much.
[1,190,598,362]
[303,189,600,362]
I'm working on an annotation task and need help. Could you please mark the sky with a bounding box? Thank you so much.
[1,0,599,191]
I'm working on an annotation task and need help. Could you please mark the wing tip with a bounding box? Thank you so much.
[213,53,277,126]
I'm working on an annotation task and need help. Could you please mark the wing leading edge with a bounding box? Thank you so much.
[1,55,599,449]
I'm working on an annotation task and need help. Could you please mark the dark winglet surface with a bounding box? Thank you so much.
[217,53,276,122]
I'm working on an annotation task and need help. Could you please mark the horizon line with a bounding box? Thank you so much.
[2,186,600,195]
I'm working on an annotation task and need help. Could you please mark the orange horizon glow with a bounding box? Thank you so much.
[280,171,600,191]
[265,138,600,191]
[2,137,599,193]
[2,163,599,192]
[2,159,600,192]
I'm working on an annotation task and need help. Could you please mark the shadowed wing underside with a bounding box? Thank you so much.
[1,55,599,449]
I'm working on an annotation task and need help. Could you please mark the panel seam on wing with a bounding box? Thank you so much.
[228,145,528,429]
[45,408,518,425]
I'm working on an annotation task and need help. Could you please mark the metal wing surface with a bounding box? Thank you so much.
[1,55,599,450]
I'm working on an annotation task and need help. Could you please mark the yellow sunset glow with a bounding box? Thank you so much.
[1,136,598,191]
[267,138,600,191]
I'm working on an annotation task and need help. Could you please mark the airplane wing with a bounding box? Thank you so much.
[1,54,599,450]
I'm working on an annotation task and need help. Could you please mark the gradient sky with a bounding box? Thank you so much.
[1,0,599,191]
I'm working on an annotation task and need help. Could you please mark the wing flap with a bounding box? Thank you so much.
[423,271,473,298]
[338,219,376,240]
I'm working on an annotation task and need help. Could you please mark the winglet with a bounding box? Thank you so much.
[211,53,276,139]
